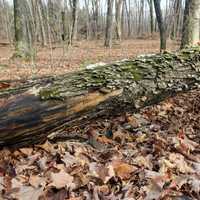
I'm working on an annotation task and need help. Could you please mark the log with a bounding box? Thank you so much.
[0,47,200,147]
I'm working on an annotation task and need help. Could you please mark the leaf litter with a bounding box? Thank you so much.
[1,90,200,199]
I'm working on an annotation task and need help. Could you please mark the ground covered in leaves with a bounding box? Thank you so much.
[1,89,200,200]
[0,39,178,80]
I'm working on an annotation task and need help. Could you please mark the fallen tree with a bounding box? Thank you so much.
[0,47,200,147]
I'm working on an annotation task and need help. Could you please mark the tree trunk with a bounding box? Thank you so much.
[153,0,167,52]
[37,0,47,47]
[84,0,90,40]
[70,0,78,43]
[148,0,154,36]
[13,0,32,59]
[0,47,200,147]
[181,0,200,48]
[104,0,114,47]
[91,0,99,39]
[170,0,181,40]
[125,0,131,38]
[61,11,67,41]
[137,0,144,36]
[115,0,123,41]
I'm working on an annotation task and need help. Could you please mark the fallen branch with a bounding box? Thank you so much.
[0,47,200,147]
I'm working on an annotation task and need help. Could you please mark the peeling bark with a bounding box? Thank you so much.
[0,47,200,147]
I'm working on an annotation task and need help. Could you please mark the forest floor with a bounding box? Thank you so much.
[2,38,198,199]
[0,39,179,80]
[1,89,200,199]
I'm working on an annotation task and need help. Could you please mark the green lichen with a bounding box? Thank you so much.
[120,63,143,81]
[39,87,64,101]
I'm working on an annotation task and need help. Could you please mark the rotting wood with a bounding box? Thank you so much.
[0,47,200,147]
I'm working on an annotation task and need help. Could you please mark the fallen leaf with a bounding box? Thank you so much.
[19,148,33,156]
[111,160,137,180]
[50,170,75,189]
[36,140,55,153]
[29,175,45,188]
[169,153,194,173]
[11,178,43,200]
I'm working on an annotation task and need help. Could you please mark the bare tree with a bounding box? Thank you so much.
[125,0,131,38]
[104,0,114,47]
[91,0,99,38]
[13,0,32,58]
[137,0,144,36]
[37,0,47,46]
[115,0,123,41]
[147,0,154,36]
[70,0,78,44]
[170,0,182,40]
[153,0,166,52]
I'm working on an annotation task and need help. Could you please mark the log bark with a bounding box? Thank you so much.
[1,47,200,147]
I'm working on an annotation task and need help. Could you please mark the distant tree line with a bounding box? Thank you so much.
[0,0,199,58]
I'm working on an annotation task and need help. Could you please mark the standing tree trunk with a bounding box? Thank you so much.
[84,0,90,40]
[13,0,32,59]
[115,0,123,41]
[104,0,114,47]
[125,0,131,38]
[148,0,154,36]
[181,0,200,48]
[70,0,78,44]
[61,11,67,41]
[137,0,144,36]
[170,0,182,40]
[121,0,125,38]
[37,0,47,46]
[91,0,99,39]
[153,0,167,52]
[2,0,11,44]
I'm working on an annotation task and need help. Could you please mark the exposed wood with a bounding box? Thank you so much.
[0,47,200,147]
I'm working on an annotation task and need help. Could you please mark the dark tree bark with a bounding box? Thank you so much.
[70,0,78,44]
[104,0,114,47]
[0,47,200,147]
[61,11,67,41]
[153,0,167,52]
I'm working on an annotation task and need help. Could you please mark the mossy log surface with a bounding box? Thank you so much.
[1,47,200,147]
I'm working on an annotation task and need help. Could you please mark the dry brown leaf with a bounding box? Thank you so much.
[11,178,43,200]
[169,153,194,173]
[19,148,33,156]
[111,160,137,180]
[143,183,162,200]
[36,140,55,153]
[189,176,200,193]
[29,175,45,188]
[175,129,199,154]
[134,155,153,170]
[50,170,75,189]
[126,115,139,128]
[88,162,113,183]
